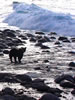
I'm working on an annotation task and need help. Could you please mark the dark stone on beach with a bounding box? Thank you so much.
[58,36,68,41]
[39,93,60,100]
[38,36,50,43]
[26,33,34,38]
[69,62,75,67]
[16,94,36,100]
[31,82,49,92]
[60,81,75,88]
[34,67,41,70]
[50,32,57,35]
[7,42,14,46]
[32,79,45,83]
[62,39,70,43]
[70,37,75,42]
[35,42,42,47]
[41,45,50,49]
[35,32,45,35]
[2,29,16,37]
[55,74,74,83]
[50,36,56,39]
[2,87,14,95]
[71,89,75,95]
[54,41,61,45]
[44,60,49,63]
[15,74,32,83]
[30,37,36,42]
[3,50,9,54]
[68,51,75,54]
[0,95,16,100]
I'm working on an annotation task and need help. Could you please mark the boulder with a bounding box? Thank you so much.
[69,62,75,67]
[60,81,75,88]
[39,93,60,100]
[55,74,74,83]
[2,87,14,95]
[35,32,45,35]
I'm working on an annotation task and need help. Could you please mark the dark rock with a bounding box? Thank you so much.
[54,41,61,45]
[44,60,49,63]
[26,33,34,38]
[35,42,42,47]
[41,45,50,49]
[16,94,36,100]
[30,37,36,42]
[35,32,45,35]
[31,82,49,92]
[15,74,32,83]
[0,95,16,100]
[50,36,56,39]
[68,51,75,54]
[50,32,57,35]
[71,89,75,95]
[55,74,74,83]
[3,50,9,54]
[58,36,68,41]
[62,39,70,43]
[2,29,16,37]
[32,79,45,83]
[69,62,75,67]
[39,93,60,100]
[38,36,50,43]
[2,87,14,95]
[60,81,75,88]
[70,37,75,42]
[34,67,41,70]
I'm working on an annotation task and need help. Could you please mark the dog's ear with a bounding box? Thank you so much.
[22,47,26,52]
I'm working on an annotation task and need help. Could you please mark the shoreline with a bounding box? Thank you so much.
[0,28,75,100]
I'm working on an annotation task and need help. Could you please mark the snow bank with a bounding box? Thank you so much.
[4,3,75,36]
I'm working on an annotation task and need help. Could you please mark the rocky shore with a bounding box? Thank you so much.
[0,28,75,100]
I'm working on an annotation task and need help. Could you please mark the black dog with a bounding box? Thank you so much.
[9,47,26,63]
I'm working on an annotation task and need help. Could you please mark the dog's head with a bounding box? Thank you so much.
[21,47,26,53]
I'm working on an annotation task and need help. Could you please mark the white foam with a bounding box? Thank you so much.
[4,3,75,36]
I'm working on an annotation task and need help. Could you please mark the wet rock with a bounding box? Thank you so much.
[38,36,50,43]
[68,51,75,54]
[54,41,61,45]
[39,93,60,100]
[60,81,75,88]
[71,89,75,95]
[31,82,49,92]
[44,60,49,63]
[69,62,75,67]
[62,39,70,43]
[34,67,41,70]
[26,33,34,38]
[0,95,16,100]
[50,32,57,35]
[2,29,16,37]
[3,50,9,54]
[55,74,74,83]
[30,37,36,42]
[70,37,75,42]
[16,94,36,100]
[32,79,45,83]
[50,36,56,39]
[58,36,68,41]
[35,42,42,47]
[15,74,32,83]
[40,45,50,49]
[2,87,14,95]
[35,32,45,35]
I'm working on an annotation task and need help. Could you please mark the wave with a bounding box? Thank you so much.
[3,2,75,36]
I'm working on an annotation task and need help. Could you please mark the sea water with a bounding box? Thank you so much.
[0,0,75,36]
